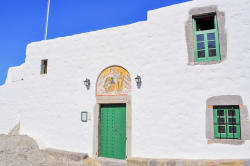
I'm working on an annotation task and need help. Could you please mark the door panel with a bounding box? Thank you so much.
[100,104,126,159]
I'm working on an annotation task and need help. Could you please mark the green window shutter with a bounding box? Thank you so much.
[226,109,234,139]
[213,106,241,139]
[227,108,241,139]
[43,64,46,74]
[41,59,48,74]
[193,15,221,62]
[213,108,227,139]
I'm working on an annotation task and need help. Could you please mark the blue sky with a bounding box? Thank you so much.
[0,0,190,85]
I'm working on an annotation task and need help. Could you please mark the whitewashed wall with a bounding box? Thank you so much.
[1,0,250,159]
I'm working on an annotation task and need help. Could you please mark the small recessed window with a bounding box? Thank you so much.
[193,14,221,62]
[213,105,241,139]
[41,59,48,74]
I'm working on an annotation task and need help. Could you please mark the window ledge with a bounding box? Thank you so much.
[189,60,222,65]
[207,139,245,145]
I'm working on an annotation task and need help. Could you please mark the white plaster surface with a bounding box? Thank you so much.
[1,0,250,159]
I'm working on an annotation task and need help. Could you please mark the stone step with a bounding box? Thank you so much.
[84,157,126,166]
[84,157,250,166]
[126,158,250,166]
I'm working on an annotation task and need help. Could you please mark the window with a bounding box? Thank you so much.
[213,105,241,139]
[41,59,48,74]
[186,6,226,65]
[193,14,221,62]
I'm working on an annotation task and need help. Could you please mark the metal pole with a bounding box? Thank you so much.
[44,0,51,40]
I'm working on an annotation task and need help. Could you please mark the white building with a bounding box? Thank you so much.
[1,0,250,162]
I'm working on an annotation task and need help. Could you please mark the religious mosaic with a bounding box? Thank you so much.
[96,66,131,96]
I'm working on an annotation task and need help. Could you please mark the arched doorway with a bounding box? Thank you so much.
[93,65,132,160]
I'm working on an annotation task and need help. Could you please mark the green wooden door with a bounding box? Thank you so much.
[100,104,126,159]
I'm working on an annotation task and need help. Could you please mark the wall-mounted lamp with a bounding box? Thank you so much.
[135,75,142,89]
[84,78,90,90]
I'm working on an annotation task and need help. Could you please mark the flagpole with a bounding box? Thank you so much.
[44,0,51,40]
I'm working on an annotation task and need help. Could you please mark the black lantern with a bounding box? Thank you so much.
[84,78,90,89]
[135,75,142,88]
[135,75,141,84]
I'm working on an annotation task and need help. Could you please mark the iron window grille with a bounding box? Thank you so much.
[213,105,241,139]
